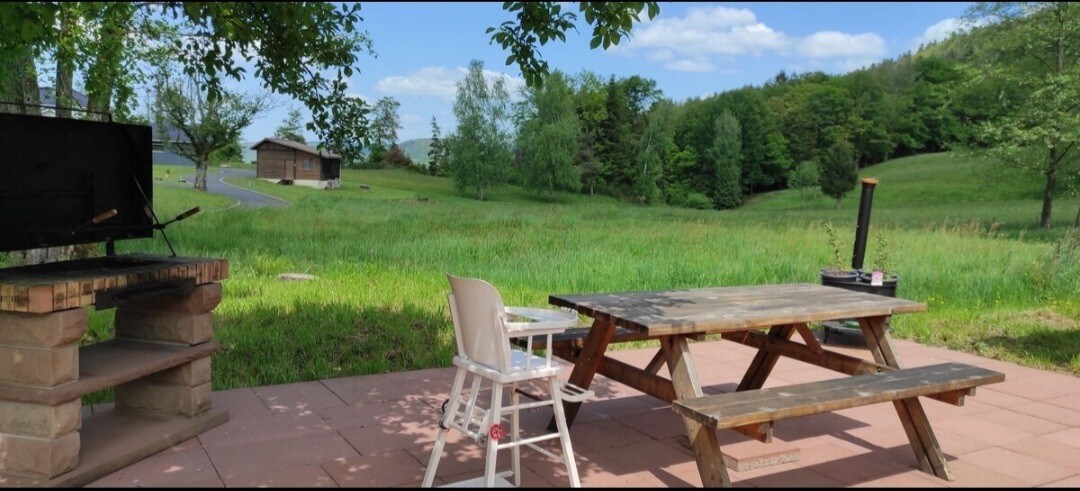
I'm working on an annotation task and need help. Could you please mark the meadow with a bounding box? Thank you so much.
[81,153,1078,396]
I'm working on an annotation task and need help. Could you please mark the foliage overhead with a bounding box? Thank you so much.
[488,2,660,87]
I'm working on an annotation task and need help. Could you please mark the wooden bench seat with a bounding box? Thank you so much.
[672,362,1004,432]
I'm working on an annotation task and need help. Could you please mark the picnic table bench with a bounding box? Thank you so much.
[518,283,1005,487]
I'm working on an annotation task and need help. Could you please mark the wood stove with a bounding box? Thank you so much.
[0,112,229,487]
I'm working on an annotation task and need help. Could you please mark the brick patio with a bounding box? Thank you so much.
[85,338,1080,487]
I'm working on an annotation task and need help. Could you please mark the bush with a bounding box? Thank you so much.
[684,192,713,210]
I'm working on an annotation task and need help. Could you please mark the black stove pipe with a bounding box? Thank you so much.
[851,178,878,271]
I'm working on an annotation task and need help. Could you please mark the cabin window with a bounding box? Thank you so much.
[302,158,314,170]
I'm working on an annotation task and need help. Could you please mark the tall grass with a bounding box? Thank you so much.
[75,155,1079,394]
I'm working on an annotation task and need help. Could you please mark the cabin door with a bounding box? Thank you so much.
[285,159,295,180]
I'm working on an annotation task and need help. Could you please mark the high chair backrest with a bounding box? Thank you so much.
[447,274,512,373]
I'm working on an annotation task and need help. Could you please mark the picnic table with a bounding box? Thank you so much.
[529,283,1004,487]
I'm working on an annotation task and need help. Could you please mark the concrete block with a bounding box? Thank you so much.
[0,344,78,387]
[144,357,211,387]
[0,430,79,478]
[115,311,213,345]
[0,400,80,438]
[0,308,88,348]
[116,381,211,418]
[122,283,222,315]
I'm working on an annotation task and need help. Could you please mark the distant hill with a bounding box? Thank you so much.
[399,138,433,165]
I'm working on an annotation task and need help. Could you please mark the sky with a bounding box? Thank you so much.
[234,2,975,145]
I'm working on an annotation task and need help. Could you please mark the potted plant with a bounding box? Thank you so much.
[859,232,899,294]
[820,222,858,284]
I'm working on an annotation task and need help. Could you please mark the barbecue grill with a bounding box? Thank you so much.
[0,110,229,487]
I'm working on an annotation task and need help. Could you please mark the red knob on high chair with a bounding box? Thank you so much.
[489,423,505,441]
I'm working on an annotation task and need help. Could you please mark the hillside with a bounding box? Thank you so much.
[89,153,1078,393]
[399,138,433,165]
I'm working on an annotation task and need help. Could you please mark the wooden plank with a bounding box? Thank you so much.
[549,284,926,337]
[737,325,795,392]
[722,331,891,376]
[596,355,676,403]
[0,339,219,405]
[551,316,617,430]
[858,316,951,480]
[661,335,731,487]
[645,349,666,374]
[511,326,648,351]
[794,323,824,355]
[672,363,1005,429]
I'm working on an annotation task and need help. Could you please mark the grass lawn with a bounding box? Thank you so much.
[68,154,1078,398]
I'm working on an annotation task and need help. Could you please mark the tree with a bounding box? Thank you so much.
[788,160,820,199]
[708,111,743,209]
[963,2,1080,228]
[598,75,633,192]
[155,73,274,190]
[633,100,675,204]
[275,107,307,144]
[819,131,858,208]
[427,117,447,176]
[1,3,373,160]
[488,2,660,87]
[447,60,512,201]
[370,96,402,151]
[517,71,581,199]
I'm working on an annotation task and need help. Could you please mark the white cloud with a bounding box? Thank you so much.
[376,66,459,99]
[797,32,885,59]
[911,17,987,50]
[615,5,887,74]
[665,58,715,73]
[375,66,526,100]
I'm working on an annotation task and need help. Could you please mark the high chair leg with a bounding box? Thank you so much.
[484,382,505,487]
[548,376,581,488]
[511,383,521,487]
[422,367,467,487]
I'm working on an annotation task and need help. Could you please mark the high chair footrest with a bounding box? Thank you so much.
[560,382,594,403]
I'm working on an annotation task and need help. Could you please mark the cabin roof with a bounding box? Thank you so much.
[250,138,341,159]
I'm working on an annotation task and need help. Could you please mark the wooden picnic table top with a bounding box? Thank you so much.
[549,283,926,337]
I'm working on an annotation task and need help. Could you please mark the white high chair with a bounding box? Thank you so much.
[421,275,592,488]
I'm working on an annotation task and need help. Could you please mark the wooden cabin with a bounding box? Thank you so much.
[251,138,342,189]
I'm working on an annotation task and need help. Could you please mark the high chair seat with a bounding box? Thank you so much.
[422,275,588,488]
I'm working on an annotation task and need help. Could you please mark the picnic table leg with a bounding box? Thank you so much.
[858,316,953,481]
[736,324,796,391]
[548,316,617,431]
[661,335,732,488]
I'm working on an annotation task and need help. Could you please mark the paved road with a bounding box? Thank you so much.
[181,168,290,209]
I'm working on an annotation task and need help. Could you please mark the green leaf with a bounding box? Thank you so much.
[589,36,601,49]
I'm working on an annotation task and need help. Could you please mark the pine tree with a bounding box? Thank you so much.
[819,129,858,208]
[707,111,742,209]
[427,116,446,176]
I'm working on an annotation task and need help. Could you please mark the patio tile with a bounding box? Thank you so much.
[1000,436,1080,471]
[1045,393,1080,412]
[797,442,911,485]
[918,398,996,421]
[990,373,1080,401]
[565,418,655,452]
[1041,475,1080,488]
[977,408,1069,435]
[850,468,947,487]
[1009,401,1080,426]
[321,450,428,487]
[933,415,1034,446]
[322,373,416,405]
[407,437,488,478]
[940,460,1031,487]
[612,406,687,440]
[197,411,333,449]
[1044,427,1080,449]
[253,381,346,416]
[209,387,273,420]
[222,464,337,487]
[739,465,847,488]
[88,446,218,488]
[204,430,359,479]
[959,446,1073,485]
[975,387,1037,408]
